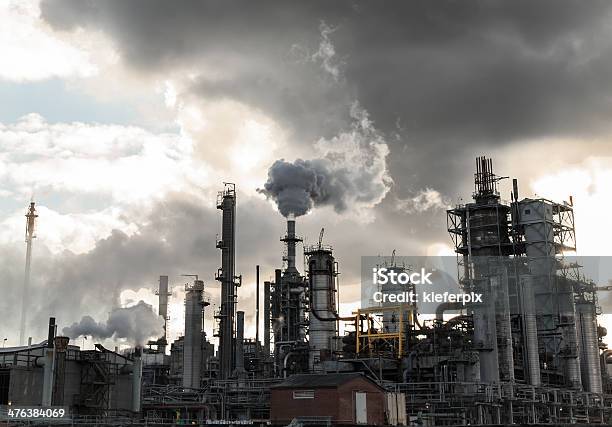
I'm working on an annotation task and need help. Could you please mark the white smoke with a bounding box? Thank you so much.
[394,188,450,214]
[259,103,392,219]
[62,300,164,346]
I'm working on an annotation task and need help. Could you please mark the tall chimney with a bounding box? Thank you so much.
[157,275,170,354]
[19,202,37,346]
[280,214,302,272]
[255,265,260,347]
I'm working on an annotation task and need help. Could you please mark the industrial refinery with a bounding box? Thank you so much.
[1,156,612,426]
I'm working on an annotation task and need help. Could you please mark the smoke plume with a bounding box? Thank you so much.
[62,300,164,345]
[259,104,392,218]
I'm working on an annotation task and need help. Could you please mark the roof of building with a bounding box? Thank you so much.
[270,372,383,390]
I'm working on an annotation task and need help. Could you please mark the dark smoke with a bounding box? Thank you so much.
[259,158,336,217]
[259,104,392,218]
[62,300,164,346]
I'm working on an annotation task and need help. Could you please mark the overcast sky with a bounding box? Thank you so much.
[1,0,611,348]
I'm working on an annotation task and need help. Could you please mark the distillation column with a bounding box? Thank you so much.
[305,245,337,370]
[216,184,239,380]
[19,202,38,346]
[183,279,206,388]
[447,157,515,383]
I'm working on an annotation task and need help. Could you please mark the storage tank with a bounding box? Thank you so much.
[576,299,602,393]
[183,279,206,388]
[305,245,337,370]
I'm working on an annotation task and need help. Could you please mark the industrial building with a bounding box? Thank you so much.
[270,373,387,426]
[3,157,612,426]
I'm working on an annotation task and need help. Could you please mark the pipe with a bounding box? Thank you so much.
[132,347,142,413]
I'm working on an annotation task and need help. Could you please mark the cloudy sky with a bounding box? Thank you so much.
[1,0,612,348]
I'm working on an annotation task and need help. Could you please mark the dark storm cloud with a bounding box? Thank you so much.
[40,0,612,193]
[35,0,612,262]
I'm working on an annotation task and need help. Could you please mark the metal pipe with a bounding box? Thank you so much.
[132,347,142,412]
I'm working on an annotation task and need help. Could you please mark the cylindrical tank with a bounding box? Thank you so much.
[306,247,337,370]
[183,280,204,388]
[519,275,541,386]
[576,300,602,393]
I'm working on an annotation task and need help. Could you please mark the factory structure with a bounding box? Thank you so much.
[2,157,612,426]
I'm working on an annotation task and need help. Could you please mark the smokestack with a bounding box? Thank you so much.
[255,265,260,346]
[157,275,170,354]
[280,214,302,272]
[264,281,271,359]
[19,201,37,346]
[132,347,143,413]
[42,317,55,406]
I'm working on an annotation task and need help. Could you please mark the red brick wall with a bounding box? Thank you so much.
[270,378,386,426]
[270,388,339,424]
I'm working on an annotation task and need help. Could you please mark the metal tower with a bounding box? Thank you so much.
[215,183,240,379]
[19,201,37,346]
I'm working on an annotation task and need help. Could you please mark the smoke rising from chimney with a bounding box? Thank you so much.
[63,300,164,346]
[259,103,392,218]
